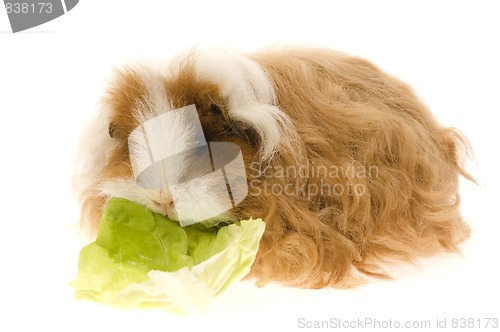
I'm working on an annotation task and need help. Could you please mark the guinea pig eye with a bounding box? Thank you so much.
[108,122,116,138]
[209,104,222,115]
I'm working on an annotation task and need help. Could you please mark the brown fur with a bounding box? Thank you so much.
[77,48,473,288]
[246,49,473,287]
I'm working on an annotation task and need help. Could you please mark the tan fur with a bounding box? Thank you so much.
[77,48,473,288]
[245,49,473,287]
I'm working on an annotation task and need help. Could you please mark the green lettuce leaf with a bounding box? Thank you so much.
[71,198,265,313]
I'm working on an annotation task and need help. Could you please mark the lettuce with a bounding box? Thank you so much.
[71,198,265,313]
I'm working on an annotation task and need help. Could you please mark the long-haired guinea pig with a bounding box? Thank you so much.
[74,47,474,288]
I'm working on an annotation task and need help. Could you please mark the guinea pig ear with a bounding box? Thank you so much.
[108,122,116,138]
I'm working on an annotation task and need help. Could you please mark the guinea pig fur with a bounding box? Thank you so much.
[74,47,474,288]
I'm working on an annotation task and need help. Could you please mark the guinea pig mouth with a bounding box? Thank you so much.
[151,196,236,229]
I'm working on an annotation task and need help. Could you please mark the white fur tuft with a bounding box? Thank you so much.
[128,105,201,189]
[72,107,116,219]
[134,64,173,119]
[194,50,298,159]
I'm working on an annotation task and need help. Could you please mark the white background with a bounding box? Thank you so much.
[1,1,499,331]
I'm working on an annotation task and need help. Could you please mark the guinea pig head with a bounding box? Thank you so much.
[74,52,297,231]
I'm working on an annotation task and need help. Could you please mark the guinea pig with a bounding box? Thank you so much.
[74,47,474,288]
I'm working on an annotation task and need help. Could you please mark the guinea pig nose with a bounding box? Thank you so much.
[152,199,174,210]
